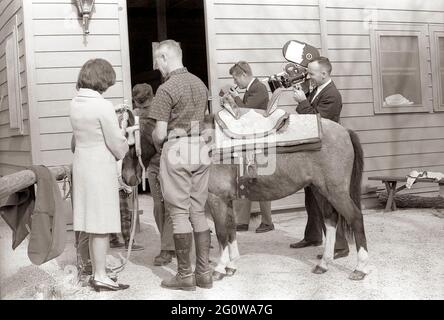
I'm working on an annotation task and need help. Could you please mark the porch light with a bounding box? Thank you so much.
[75,0,95,35]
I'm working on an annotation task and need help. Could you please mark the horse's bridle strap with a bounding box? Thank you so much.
[117,105,146,191]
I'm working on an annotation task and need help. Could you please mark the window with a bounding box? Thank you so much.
[370,24,429,114]
[430,26,444,111]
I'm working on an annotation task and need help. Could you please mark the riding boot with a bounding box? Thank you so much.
[194,230,213,289]
[161,233,196,291]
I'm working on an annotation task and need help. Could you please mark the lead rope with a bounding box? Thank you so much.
[112,186,138,274]
[111,109,143,274]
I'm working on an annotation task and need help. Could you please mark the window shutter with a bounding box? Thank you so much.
[6,15,23,135]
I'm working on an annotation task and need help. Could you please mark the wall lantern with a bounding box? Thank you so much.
[75,0,95,35]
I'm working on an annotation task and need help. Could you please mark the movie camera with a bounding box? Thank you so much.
[267,40,320,93]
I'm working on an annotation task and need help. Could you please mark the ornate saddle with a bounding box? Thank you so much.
[212,93,322,199]
[213,110,322,158]
[215,107,289,140]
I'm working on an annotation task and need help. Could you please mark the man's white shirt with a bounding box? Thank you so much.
[311,78,332,102]
[246,78,256,92]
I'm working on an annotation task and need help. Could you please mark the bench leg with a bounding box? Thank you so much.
[384,181,397,212]
[390,182,397,211]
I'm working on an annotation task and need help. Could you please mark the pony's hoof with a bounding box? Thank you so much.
[225,267,237,277]
[312,265,328,274]
[349,270,366,281]
[212,271,225,281]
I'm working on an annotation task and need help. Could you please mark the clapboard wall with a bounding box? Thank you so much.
[205,0,324,209]
[0,0,31,176]
[205,0,444,208]
[206,0,323,111]
[26,0,131,168]
[3,0,442,208]
[324,0,444,197]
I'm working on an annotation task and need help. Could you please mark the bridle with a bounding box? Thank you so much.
[115,103,146,192]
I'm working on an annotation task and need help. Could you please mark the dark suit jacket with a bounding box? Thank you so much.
[296,81,342,123]
[234,78,269,110]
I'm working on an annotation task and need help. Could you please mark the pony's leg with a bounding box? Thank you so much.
[207,193,235,280]
[215,242,230,275]
[349,213,368,280]
[226,221,240,276]
[313,215,337,274]
[327,194,369,281]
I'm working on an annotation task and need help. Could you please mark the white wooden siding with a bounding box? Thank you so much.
[0,0,32,176]
[325,0,444,196]
[206,0,323,208]
[9,0,442,208]
[205,0,444,208]
[29,0,130,167]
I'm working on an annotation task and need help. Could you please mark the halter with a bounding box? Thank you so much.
[115,103,146,192]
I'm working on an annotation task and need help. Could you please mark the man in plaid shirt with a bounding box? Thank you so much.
[148,40,212,291]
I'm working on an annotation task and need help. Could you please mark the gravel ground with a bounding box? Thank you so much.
[1,194,443,300]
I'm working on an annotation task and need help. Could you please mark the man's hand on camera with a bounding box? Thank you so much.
[293,87,307,103]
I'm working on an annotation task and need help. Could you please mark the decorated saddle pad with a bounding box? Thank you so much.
[214,111,322,156]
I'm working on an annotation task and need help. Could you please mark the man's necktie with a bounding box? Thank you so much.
[310,87,318,103]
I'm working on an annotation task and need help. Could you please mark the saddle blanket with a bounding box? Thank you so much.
[214,111,321,156]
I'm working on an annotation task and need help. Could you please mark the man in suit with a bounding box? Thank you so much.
[228,61,274,233]
[291,56,349,259]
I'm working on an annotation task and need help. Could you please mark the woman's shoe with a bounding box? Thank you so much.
[90,279,129,292]
[88,274,117,284]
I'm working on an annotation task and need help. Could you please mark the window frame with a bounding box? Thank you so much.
[370,23,430,114]
[4,15,24,136]
[430,25,444,112]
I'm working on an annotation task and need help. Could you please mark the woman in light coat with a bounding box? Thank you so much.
[70,59,129,291]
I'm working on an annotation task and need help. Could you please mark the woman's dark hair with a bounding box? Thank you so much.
[76,58,116,93]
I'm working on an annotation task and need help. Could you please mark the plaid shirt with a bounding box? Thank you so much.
[148,67,208,136]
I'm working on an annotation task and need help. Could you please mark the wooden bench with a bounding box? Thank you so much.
[368,175,444,212]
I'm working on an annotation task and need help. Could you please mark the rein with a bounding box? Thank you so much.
[111,103,146,274]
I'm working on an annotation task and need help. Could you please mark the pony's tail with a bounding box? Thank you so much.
[340,129,364,243]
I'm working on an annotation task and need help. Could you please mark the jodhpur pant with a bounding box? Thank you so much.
[159,136,211,234]
[147,157,174,251]
[304,186,349,251]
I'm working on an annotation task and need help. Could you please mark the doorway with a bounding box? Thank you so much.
[126,0,209,94]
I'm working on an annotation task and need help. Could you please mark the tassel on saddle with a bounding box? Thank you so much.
[236,150,259,199]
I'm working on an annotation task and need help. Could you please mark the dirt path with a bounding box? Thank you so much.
[1,195,443,300]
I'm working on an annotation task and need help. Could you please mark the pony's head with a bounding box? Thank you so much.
[121,109,157,187]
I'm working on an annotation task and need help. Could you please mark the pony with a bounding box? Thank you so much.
[121,112,369,281]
